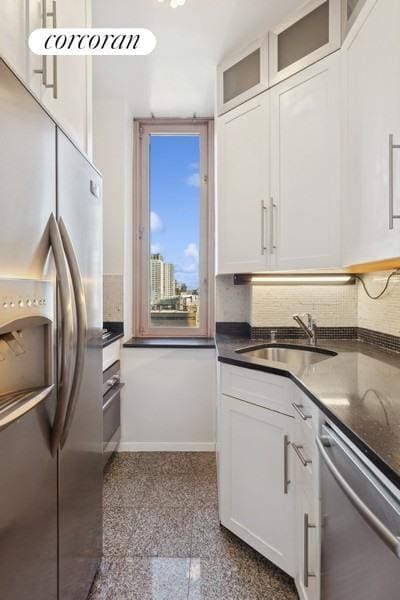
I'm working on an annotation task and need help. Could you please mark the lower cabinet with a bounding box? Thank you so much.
[218,392,296,576]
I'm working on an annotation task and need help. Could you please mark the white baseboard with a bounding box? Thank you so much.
[117,442,216,452]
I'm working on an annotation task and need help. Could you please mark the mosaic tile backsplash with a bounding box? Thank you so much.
[216,271,400,338]
[103,274,124,322]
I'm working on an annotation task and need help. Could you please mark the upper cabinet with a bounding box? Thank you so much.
[269,0,342,86]
[341,0,368,38]
[0,1,28,81]
[342,0,400,265]
[270,52,341,270]
[217,36,268,116]
[217,53,342,274]
[217,92,270,274]
[0,0,92,157]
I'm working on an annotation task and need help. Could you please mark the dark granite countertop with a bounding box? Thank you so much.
[124,337,215,349]
[102,331,124,348]
[217,335,400,488]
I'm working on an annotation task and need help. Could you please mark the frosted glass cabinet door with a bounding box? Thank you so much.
[217,36,268,116]
[217,92,270,274]
[342,0,400,265]
[269,0,341,86]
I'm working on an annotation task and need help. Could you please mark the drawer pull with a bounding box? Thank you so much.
[304,512,316,588]
[292,443,312,467]
[292,402,312,420]
[283,434,291,494]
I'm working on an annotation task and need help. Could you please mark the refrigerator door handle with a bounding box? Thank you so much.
[49,213,75,455]
[58,217,88,448]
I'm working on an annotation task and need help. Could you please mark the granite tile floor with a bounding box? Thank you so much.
[88,452,299,600]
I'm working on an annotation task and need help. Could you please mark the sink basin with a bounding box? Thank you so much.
[235,343,337,368]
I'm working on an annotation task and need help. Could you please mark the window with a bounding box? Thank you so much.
[134,119,214,338]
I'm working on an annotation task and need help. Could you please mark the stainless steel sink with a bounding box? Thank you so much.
[235,343,337,368]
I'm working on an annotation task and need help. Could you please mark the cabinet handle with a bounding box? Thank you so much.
[303,513,316,588]
[269,197,277,254]
[389,134,400,229]
[261,200,268,254]
[283,434,290,494]
[292,443,312,467]
[292,402,312,421]
[33,0,49,85]
[45,1,58,99]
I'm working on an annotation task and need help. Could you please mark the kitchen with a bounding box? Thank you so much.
[0,0,400,599]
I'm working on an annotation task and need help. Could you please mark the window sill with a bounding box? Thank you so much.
[123,337,216,349]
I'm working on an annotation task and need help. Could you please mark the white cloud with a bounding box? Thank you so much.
[150,211,164,233]
[184,243,199,261]
[185,172,200,188]
[151,243,162,254]
[175,263,198,275]
[189,161,199,170]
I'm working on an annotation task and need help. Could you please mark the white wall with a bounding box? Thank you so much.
[120,347,216,451]
[93,89,217,451]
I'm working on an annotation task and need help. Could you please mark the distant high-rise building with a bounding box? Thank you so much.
[150,253,163,304]
[163,262,175,298]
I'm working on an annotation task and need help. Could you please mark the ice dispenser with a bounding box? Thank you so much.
[0,279,55,430]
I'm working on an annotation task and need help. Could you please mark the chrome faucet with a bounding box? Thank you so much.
[292,313,317,346]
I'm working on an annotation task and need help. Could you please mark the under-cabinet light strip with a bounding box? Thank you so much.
[234,274,356,285]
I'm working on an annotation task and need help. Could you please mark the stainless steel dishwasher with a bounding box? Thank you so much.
[317,423,400,600]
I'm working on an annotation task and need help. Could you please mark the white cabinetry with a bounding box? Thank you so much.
[342,0,400,265]
[269,0,341,86]
[0,0,92,156]
[39,0,92,155]
[270,52,341,270]
[217,93,270,274]
[0,1,28,80]
[218,364,296,576]
[292,390,320,600]
[217,36,268,116]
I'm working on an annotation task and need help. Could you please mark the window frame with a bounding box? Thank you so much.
[133,118,215,338]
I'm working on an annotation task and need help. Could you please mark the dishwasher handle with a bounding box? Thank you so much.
[316,434,400,559]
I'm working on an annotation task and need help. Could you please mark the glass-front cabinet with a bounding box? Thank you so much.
[217,36,268,116]
[341,0,368,38]
[269,0,341,86]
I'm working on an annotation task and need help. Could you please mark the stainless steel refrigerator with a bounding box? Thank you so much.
[0,59,103,600]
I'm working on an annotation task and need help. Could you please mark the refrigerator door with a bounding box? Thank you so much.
[56,129,103,600]
[0,59,56,279]
[0,61,58,599]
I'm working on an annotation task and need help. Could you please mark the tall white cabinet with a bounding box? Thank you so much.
[342,0,400,265]
[0,0,92,156]
[270,52,341,270]
[217,93,270,274]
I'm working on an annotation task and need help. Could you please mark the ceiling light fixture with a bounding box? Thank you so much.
[158,0,186,7]
[233,273,356,286]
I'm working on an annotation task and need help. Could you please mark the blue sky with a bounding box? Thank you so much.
[149,134,200,289]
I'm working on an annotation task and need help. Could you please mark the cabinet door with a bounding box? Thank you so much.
[219,393,295,576]
[40,0,91,154]
[217,36,268,116]
[270,52,341,270]
[342,0,400,265]
[269,0,341,86]
[0,0,27,80]
[217,93,270,274]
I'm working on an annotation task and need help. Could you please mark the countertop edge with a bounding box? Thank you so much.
[218,353,400,490]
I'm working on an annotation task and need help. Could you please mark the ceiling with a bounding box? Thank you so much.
[93,0,304,117]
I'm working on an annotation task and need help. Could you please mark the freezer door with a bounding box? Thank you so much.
[0,59,56,279]
[0,396,58,600]
[56,129,103,600]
